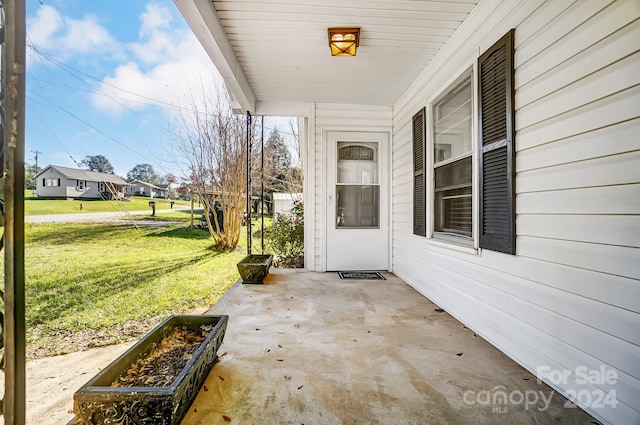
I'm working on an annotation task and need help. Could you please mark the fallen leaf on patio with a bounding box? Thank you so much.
[523,378,529,381]
[218,376,225,381]
[298,385,304,390]
[278,344,283,348]
[456,352,463,356]
[276,359,284,362]
[367,330,371,333]
[219,352,228,358]
[267,349,271,353]
[434,308,444,313]
[194,408,197,413]
[256,328,260,331]
[223,415,232,421]
[204,385,209,391]
[284,374,292,380]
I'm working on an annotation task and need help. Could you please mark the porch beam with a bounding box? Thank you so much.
[255,101,314,117]
[174,0,256,113]
[2,0,27,422]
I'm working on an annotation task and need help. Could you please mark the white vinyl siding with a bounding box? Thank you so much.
[392,1,640,425]
[36,169,67,198]
[310,103,392,271]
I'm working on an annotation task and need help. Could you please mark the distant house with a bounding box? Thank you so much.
[273,193,302,219]
[157,184,170,195]
[125,180,169,198]
[176,185,190,201]
[35,165,126,199]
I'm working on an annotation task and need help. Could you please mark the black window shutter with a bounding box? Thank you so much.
[412,107,426,236]
[478,29,516,254]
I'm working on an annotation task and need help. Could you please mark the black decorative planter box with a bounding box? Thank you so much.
[237,254,273,284]
[72,314,228,425]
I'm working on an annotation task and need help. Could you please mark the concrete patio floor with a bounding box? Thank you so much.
[182,268,599,425]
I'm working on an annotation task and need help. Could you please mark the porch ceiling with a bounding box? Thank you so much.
[175,0,480,113]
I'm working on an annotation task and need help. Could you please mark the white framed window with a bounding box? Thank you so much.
[412,29,516,254]
[45,178,60,187]
[432,74,473,240]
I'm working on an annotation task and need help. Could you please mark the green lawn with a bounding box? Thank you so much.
[24,195,191,216]
[22,221,245,358]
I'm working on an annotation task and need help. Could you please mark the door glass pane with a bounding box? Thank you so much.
[336,142,379,228]
[337,145,378,184]
[336,185,379,228]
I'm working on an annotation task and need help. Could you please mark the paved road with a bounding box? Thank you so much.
[25,208,202,223]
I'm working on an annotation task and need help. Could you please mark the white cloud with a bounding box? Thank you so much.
[61,15,115,55]
[92,3,220,116]
[140,3,172,38]
[130,3,176,65]
[26,5,63,49]
[27,5,118,61]
[28,3,221,119]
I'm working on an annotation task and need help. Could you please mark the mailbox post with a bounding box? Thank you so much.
[148,201,156,216]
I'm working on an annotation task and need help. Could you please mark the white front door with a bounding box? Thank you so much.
[326,131,389,271]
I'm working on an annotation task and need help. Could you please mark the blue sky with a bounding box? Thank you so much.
[25,0,296,179]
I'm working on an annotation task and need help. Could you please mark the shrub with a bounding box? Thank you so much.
[265,199,304,267]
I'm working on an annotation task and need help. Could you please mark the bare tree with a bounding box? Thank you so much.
[174,85,251,251]
[287,117,300,164]
[283,118,303,193]
[246,119,304,215]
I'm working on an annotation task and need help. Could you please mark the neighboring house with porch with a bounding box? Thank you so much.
[175,1,639,424]
[126,180,169,198]
[35,165,126,199]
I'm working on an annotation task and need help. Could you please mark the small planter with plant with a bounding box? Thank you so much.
[264,199,304,268]
[237,253,274,284]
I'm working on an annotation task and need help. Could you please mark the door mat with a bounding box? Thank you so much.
[338,271,386,280]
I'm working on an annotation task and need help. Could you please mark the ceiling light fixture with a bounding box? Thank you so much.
[328,27,360,56]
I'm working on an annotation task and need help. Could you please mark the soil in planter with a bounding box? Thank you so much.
[112,324,214,388]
